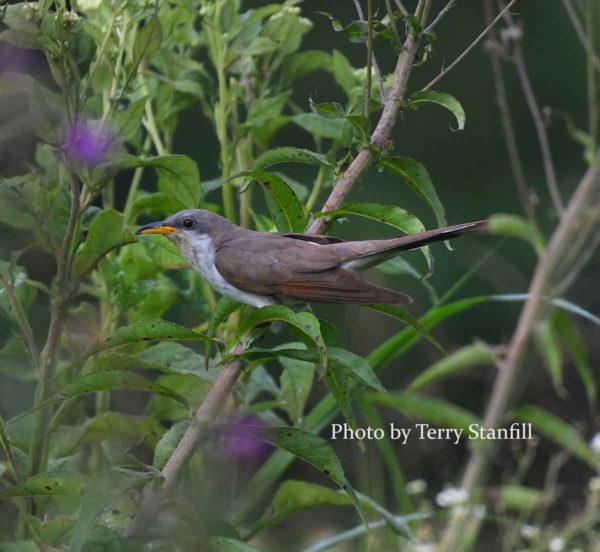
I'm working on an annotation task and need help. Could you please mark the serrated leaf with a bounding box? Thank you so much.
[133,15,163,63]
[316,203,432,271]
[0,476,84,499]
[91,319,212,353]
[368,392,480,431]
[381,157,447,228]
[72,210,135,278]
[408,90,466,131]
[514,406,600,471]
[407,343,497,392]
[489,214,545,255]
[229,171,305,232]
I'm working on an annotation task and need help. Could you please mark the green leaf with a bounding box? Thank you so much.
[154,419,189,469]
[0,337,35,381]
[111,97,147,141]
[206,537,258,552]
[381,157,447,228]
[250,480,352,536]
[291,113,345,140]
[309,99,345,119]
[0,476,84,499]
[368,392,480,431]
[408,90,466,131]
[139,234,189,269]
[0,542,39,552]
[315,202,432,271]
[514,406,600,471]
[133,14,163,63]
[407,343,497,392]
[363,304,445,354]
[252,147,332,172]
[500,485,547,513]
[72,210,135,278]
[229,171,305,232]
[332,50,359,97]
[553,311,596,409]
[279,357,314,426]
[205,297,243,369]
[234,306,326,371]
[81,412,164,447]
[489,214,545,255]
[533,318,566,398]
[251,426,361,514]
[70,469,146,552]
[246,91,292,127]
[91,319,212,353]
[58,370,189,407]
[281,50,332,88]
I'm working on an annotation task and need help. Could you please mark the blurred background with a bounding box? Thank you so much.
[1,0,598,549]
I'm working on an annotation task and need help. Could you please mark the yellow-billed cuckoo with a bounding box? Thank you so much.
[136,209,488,308]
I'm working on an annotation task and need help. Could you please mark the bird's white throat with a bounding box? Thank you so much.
[171,232,275,308]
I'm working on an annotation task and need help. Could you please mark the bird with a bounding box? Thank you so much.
[136,209,488,308]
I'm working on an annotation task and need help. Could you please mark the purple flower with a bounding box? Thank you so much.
[222,416,273,462]
[65,121,113,166]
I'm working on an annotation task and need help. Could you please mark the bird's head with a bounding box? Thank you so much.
[135,209,232,250]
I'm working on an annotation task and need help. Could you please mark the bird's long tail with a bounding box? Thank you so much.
[337,220,489,270]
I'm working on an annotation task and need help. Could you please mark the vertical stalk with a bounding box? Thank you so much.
[587,0,597,155]
[365,0,373,117]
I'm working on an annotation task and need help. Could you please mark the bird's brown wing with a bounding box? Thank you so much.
[214,234,411,304]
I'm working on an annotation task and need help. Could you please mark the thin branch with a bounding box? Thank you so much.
[506,19,565,215]
[366,0,373,115]
[483,1,537,224]
[353,0,386,105]
[308,21,426,233]
[440,150,600,550]
[424,0,457,34]
[393,0,409,17]
[586,0,597,151]
[561,0,600,77]
[421,0,520,92]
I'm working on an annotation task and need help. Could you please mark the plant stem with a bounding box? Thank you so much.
[483,0,537,225]
[561,0,600,76]
[305,165,329,216]
[366,0,374,116]
[586,0,597,154]
[421,0,519,92]
[29,173,80,479]
[439,152,600,550]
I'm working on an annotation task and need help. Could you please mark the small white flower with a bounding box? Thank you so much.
[520,524,540,540]
[549,538,565,552]
[406,479,427,495]
[473,505,487,520]
[435,487,469,508]
[590,433,600,454]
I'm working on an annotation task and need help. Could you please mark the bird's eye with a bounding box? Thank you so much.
[182,218,194,229]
